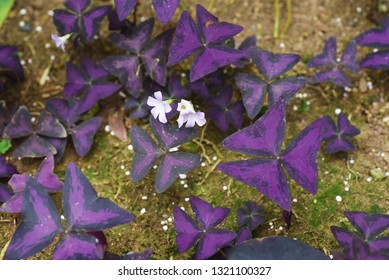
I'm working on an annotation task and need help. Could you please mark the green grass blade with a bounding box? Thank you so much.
[0,0,14,28]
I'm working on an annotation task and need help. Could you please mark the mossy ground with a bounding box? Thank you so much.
[0,0,388,259]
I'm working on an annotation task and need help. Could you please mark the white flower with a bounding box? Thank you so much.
[178,111,206,128]
[177,99,195,115]
[51,33,72,52]
[147,91,172,123]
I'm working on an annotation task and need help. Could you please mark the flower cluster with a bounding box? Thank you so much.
[147,91,206,128]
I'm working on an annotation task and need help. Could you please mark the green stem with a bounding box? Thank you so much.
[281,0,292,36]
[208,0,216,11]
[273,0,280,38]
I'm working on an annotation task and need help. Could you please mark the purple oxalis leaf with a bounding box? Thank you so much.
[114,0,137,22]
[45,97,81,127]
[2,106,33,139]
[250,48,300,81]
[173,196,236,259]
[206,86,245,132]
[107,10,134,34]
[12,134,57,158]
[360,50,389,70]
[356,17,389,48]
[280,116,334,194]
[268,76,307,106]
[71,116,102,157]
[325,112,360,154]
[339,41,360,73]
[130,125,162,182]
[152,0,179,23]
[53,1,111,43]
[190,196,230,229]
[53,233,105,260]
[0,191,23,213]
[221,98,286,157]
[0,45,25,81]
[307,37,336,68]
[218,158,291,211]
[168,71,190,99]
[63,162,135,231]
[4,177,64,260]
[35,110,67,138]
[235,227,252,245]
[190,69,225,99]
[150,118,197,149]
[124,95,149,119]
[0,183,12,202]
[345,211,389,240]
[237,201,266,231]
[42,137,67,163]
[167,5,244,82]
[0,155,17,178]
[155,153,201,193]
[308,67,350,87]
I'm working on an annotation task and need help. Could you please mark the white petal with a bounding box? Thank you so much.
[185,115,196,128]
[154,91,163,101]
[150,107,160,119]
[147,96,159,107]
[164,103,172,113]
[158,112,168,123]
[177,115,185,128]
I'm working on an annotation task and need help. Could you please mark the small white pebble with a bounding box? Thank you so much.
[321,157,325,161]
[31,117,36,123]
[161,221,166,225]
[279,42,285,48]
[325,170,329,174]
[279,226,283,231]
[367,81,373,90]
[336,57,341,63]
[212,156,217,161]
[20,60,26,65]
[110,131,115,136]
[184,197,190,202]
[180,207,185,211]
[142,196,147,200]
[306,100,311,105]
[345,187,350,192]
[201,162,206,167]
[140,16,146,22]
[128,144,133,150]
[50,55,55,61]
[162,225,168,231]
[35,25,42,32]
[48,10,54,16]
[336,195,342,202]
[385,172,389,177]
[169,147,179,152]
[293,105,298,111]
[302,93,308,98]
[60,215,65,220]
[44,43,51,49]
[329,255,334,259]
[366,177,372,182]
[140,208,146,214]
[167,217,173,223]
[313,199,317,204]
[183,184,188,189]
[181,73,186,77]
[336,17,342,23]
[292,198,297,203]
[373,48,379,53]
[269,222,273,226]
[380,152,385,157]
[343,180,348,185]
[104,125,110,132]
[179,174,187,179]
[356,7,362,13]
[296,93,302,99]
[180,180,185,185]
[93,35,99,40]
[120,165,125,170]
[349,159,355,164]
[153,165,157,170]
[27,58,33,64]
[222,185,228,191]
[19,8,27,15]
[344,86,351,92]
[335,108,342,115]
[125,170,130,176]
[163,214,169,218]
[19,21,26,27]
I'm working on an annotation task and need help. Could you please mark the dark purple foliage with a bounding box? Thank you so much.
[231,35,257,68]
[331,211,389,260]
[53,0,111,43]
[0,154,63,213]
[114,0,137,22]
[218,98,333,211]
[189,69,225,99]
[130,118,200,193]
[107,10,134,34]
[2,107,67,158]
[174,196,236,259]
[324,112,360,154]
[45,97,103,158]
[307,37,360,87]
[222,237,329,260]
[0,183,12,202]
[234,227,252,245]
[4,162,134,260]
[356,17,389,70]
[237,201,266,231]
[167,4,245,82]
[235,48,305,119]
[0,155,17,178]
[0,45,25,92]
[102,19,173,97]
[206,86,245,132]
[64,57,121,114]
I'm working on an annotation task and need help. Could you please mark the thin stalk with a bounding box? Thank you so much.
[281,0,292,36]
[208,0,216,11]
[273,0,280,38]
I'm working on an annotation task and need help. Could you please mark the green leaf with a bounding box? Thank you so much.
[0,139,12,154]
[0,0,14,28]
